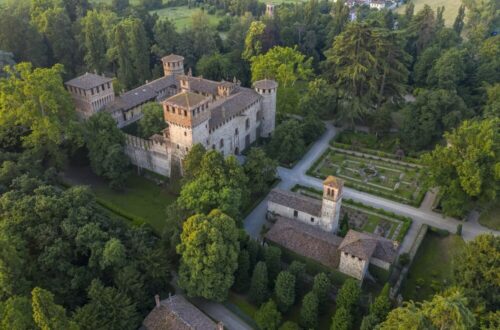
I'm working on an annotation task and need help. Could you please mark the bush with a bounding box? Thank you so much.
[279,321,300,330]
[398,253,410,267]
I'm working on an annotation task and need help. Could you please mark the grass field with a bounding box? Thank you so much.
[396,0,462,27]
[402,231,465,301]
[150,6,223,29]
[479,200,500,230]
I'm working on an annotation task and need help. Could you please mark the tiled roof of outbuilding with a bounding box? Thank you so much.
[268,189,322,217]
[265,216,343,268]
[65,73,113,90]
[142,295,217,330]
[339,230,397,263]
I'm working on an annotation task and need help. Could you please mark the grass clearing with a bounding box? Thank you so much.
[402,230,465,301]
[479,200,500,230]
[150,6,222,29]
[396,0,462,27]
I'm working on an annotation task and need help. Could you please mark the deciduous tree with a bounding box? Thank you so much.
[243,147,277,195]
[274,271,296,312]
[250,261,269,305]
[255,299,282,330]
[300,291,319,329]
[138,102,166,138]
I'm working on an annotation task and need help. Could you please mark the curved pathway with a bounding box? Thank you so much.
[244,122,499,251]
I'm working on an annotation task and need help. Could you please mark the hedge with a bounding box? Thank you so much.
[329,141,421,164]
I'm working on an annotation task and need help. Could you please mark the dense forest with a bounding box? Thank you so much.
[0,0,499,329]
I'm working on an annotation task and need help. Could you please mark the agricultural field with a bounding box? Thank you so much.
[396,0,462,27]
[402,230,465,301]
[310,147,426,206]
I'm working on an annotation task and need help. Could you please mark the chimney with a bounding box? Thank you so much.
[154,294,160,308]
[217,322,224,330]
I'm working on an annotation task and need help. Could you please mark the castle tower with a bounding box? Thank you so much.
[266,4,276,18]
[254,79,278,138]
[320,176,344,233]
[162,54,184,76]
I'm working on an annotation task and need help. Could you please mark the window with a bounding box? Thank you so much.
[310,217,314,223]
[235,128,239,135]
[184,110,187,116]
[184,131,187,136]
[91,88,94,95]
[246,118,250,130]
[293,210,298,217]
[220,139,224,148]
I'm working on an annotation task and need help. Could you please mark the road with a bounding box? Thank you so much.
[244,122,499,252]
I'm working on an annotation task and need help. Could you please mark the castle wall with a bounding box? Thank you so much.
[208,100,262,155]
[124,134,171,177]
[268,201,323,230]
[339,252,368,281]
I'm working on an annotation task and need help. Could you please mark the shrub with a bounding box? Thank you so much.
[279,321,300,330]
[398,253,410,267]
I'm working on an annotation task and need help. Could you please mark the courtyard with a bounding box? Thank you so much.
[309,147,426,206]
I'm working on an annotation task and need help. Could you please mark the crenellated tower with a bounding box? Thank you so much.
[162,54,184,76]
[254,79,277,138]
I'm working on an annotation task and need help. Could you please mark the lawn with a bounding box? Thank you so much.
[479,200,500,230]
[402,231,465,301]
[150,6,222,29]
[396,0,462,27]
[93,174,178,232]
[310,147,425,206]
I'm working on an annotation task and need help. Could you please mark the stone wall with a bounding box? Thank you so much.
[371,257,391,270]
[268,201,324,230]
[339,251,368,281]
[124,134,171,177]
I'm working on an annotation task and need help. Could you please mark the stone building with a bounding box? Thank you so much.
[65,54,277,177]
[266,176,398,282]
[142,294,222,330]
[65,73,114,119]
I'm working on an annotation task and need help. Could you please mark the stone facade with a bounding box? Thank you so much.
[65,54,277,177]
[338,251,369,281]
[65,73,114,119]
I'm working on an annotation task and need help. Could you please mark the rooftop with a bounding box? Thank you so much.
[165,91,208,109]
[253,79,278,90]
[142,295,217,330]
[268,188,322,217]
[265,216,343,269]
[339,230,398,263]
[324,176,344,189]
[162,54,184,62]
[209,87,261,129]
[65,72,113,90]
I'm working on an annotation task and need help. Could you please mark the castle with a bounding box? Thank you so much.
[65,54,277,177]
[266,176,398,282]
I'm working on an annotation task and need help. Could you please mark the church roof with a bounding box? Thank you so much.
[165,91,208,109]
[162,54,184,62]
[65,72,113,90]
[253,79,278,90]
[268,188,322,217]
[265,216,343,269]
[339,230,397,263]
[142,295,217,330]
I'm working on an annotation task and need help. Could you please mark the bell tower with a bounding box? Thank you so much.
[320,176,344,233]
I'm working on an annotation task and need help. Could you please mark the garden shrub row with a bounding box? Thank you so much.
[330,141,422,164]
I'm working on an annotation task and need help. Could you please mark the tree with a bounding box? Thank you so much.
[361,283,391,329]
[152,18,179,58]
[288,261,306,293]
[298,78,337,119]
[243,148,277,195]
[484,84,500,118]
[274,271,296,312]
[243,21,266,60]
[264,245,282,283]
[380,288,475,329]
[427,48,466,90]
[177,210,239,302]
[112,0,130,14]
[300,291,319,329]
[250,46,313,87]
[178,150,248,219]
[0,63,75,163]
[301,116,325,145]
[423,119,499,217]
[266,120,305,165]
[453,234,499,312]
[331,306,352,330]
[85,111,129,189]
[233,249,250,293]
[31,287,77,330]
[196,53,236,82]
[279,321,301,330]
[407,5,437,56]
[0,296,35,330]
[312,273,332,312]
[138,102,166,138]
[463,0,499,44]
[255,299,282,330]
[336,279,361,312]
[477,35,500,86]
[81,10,109,73]
[182,144,206,181]
[453,5,466,36]
[249,261,269,305]
[338,213,349,237]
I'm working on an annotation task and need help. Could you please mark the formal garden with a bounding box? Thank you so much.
[401,229,465,301]
[308,146,427,207]
[291,185,412,243]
